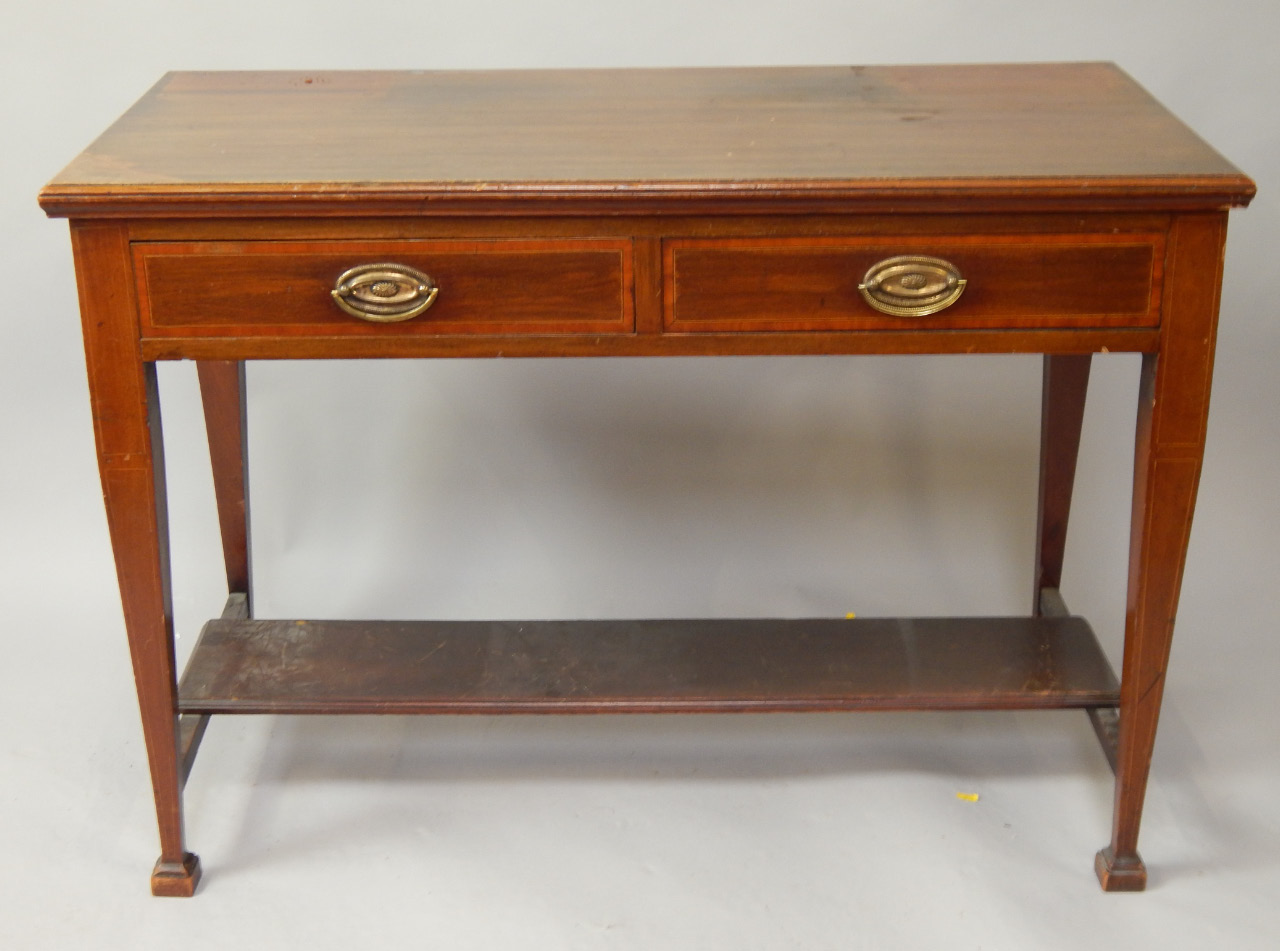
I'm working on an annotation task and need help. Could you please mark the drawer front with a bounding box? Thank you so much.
[664,234,1163,333]
[136,239,634,337]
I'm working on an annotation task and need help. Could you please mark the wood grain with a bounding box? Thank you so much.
[39,65,1254,217]
[138,327,1160,362]
[177,616,1120,715]
[1033,355,1093,609]
[70,221,200,897]
[42,65,1254,894]
[1096,211,1231,891]
[136,239,633,337]
[196,361,251,605]
[666,234,1161,333]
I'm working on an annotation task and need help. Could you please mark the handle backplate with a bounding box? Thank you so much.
[332,263,439,323]
[858,255,966,317]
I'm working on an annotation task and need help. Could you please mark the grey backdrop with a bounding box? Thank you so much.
[3,2,1278,948]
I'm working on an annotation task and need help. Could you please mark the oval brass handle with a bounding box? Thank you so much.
[331,263,439,323]
[858,255,966,317]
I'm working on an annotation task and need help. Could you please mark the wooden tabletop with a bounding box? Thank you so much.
[40,63,1254,216]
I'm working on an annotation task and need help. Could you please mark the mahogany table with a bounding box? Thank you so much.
[40,64,1254,896]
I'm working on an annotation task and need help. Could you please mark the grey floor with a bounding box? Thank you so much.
[3,620,1278,949]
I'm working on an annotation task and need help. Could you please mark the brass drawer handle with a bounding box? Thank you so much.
[858,255,966,317]
[332,263,439,323]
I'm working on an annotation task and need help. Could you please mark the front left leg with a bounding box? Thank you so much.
[72,222,199,896]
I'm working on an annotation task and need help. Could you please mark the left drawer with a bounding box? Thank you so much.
[134,239,634,338]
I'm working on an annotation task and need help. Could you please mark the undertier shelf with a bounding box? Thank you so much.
[178,616,1120,715]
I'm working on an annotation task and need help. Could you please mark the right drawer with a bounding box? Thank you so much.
[664,233,1164,333]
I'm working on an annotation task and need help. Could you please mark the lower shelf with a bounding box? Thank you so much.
[177,615,1120,715]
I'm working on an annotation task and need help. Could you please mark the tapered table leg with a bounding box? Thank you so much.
[197,360,253,612]
[1033,353,1092,612]
[72,222,199,897]
[1097,212,1230,891]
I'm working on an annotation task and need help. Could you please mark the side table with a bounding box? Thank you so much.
[40,64,1254,895]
